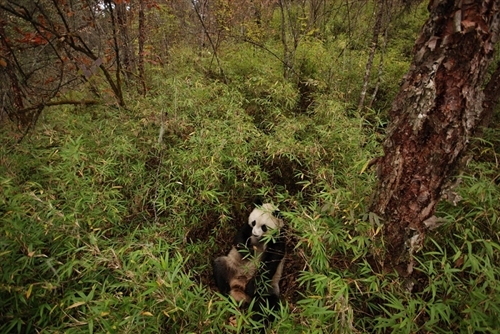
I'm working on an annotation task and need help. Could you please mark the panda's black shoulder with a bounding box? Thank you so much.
[233,221,252,248]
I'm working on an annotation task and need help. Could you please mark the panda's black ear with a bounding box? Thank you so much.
[273,209,283,219]
[254,198,263,207]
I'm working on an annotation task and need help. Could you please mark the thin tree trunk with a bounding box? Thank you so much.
[278,0,291,79]
[277,0,300,81]
[0,23,24,113]
[368,0,393,109]
[370,0,500,275]
[191,0,226,81]
[358,0,384,110]
[116,2,134,77]
[105,0,125,107]
[0,0,125,109]
[138,0,147,96]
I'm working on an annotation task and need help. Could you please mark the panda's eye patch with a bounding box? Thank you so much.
[262,225,268,232]
[251,221,256,227]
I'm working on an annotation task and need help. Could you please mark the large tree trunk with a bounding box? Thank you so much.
[370,0,500,275]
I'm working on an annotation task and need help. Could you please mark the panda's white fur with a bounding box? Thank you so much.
[249,203,283,238]
[213,203,285,310]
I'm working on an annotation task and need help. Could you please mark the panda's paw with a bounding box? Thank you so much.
[245,277,256,297]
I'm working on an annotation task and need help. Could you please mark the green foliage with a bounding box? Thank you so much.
[2,2,499,333]
[388,4,430,60]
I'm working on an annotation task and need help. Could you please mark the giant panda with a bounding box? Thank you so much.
[213,202,285,316]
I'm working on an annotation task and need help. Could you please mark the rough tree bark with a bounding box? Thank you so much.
[370,0,500,275]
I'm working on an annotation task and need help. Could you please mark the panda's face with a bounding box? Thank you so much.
[248,203,282,239]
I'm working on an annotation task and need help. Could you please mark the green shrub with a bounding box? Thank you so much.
[1,6,498,332]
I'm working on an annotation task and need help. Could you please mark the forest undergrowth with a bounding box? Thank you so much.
[1,6,500,332]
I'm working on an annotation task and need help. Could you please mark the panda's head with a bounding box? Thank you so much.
[248,203,283,240]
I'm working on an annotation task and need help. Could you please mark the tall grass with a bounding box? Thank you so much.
[2,6,499,331]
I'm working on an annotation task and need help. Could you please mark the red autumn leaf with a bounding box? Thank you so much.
[147,1,160,10]
[44,76,56,85]
[38,14,46,26]
[13,26,24,35]
[32,36,45,45]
